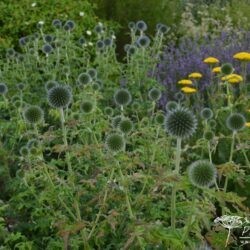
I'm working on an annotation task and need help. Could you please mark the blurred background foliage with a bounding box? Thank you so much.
[0,0,250,56]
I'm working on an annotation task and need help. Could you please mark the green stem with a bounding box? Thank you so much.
[171,137,182,229]
[59,108,68,147]
[225,228,231,247]
[117,161,134,219]
[236,134,250,167]
[88,167,115,240]
[224,132,236,192]
[208,141,212,163]
[150,126,160,165]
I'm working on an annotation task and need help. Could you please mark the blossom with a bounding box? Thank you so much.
[233,52,250,62]
[181,87,197,93]
[86,30,92,36]
[212,67,221,73]
[31,2,36,7]
[38,21,44,25]
[178,79,192,85]
[79,12,85,17]
[188,72,202,79]
[203,57,219,64]
[221,74,243,83]
[246,122,250,127]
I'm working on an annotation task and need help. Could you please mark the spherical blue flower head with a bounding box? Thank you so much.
[128,21,135,30]
[96,40,105,50]
[105,133,125,153]
[114,89,132,107]
[42,43,53,55]
[48,85,72,108]
[23,105,44,124]
[65,20,75,31]
[226,113,246,132]
[136,20,147,31]
[188,160,217,188]
[137,35,150,48]
[52,19,62,29]
[0,83,8,95]
[165,107,197,139]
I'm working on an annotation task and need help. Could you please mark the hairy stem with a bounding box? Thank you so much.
[171,137,182,229]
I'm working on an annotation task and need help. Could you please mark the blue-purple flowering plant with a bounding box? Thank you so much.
[155,31,250,104]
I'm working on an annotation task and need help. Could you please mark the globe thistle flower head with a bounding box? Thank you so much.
[96,40,105,50]
[137,35,150,48]
[80,100,95,114]
[14,100,22,108]
[132,102,140,110]
[42,43,53,55]
[165,107,197,139]
[128,21,135,30]
[226,113,246,132]
[52,19,62,29]
[20,146,29,156]
[78,73,92,85]
[45,80,58,92]
[156,23,169,34]
[94,24,103,34]
[174,92,184,102]
[127,45,137,55]
[208,119,217,129]
[63,24,71,32]
[165,101,178,112]
[112,115,122,128]
[136,20,147,31]
[188,160,217,188]
[78,37,86,46]
[92,82,101,91]
[104,107,114,116]
[19,37,28,46]
[104,38,112,47]
[6,48,16,58]
[114,89,132,107]
[0,83,8,95]
[87,68,97,79]
[48,85,72,108]
[44,34,54,43]
[105,133,125,153]
[119,118,133,134]
[23,105,44,124]
[29,147,38,155]
[221,63,234,75]
[65,20,75,31]
[148,87,161,101]
[16,83,25,91]
[200,108,213,120]
[155,112,165,125]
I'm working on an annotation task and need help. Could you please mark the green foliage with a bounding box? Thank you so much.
[0,0,98,54]
[0,14,249,250]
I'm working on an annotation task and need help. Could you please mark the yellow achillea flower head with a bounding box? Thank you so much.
[188,72,202,79]
[181,87,197,93]
[203,57,219,64]
[245,122,250,127]
[221,74,243,83]
[233,52,250,62]
[212,67,221,73]
[178,79,192,85]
